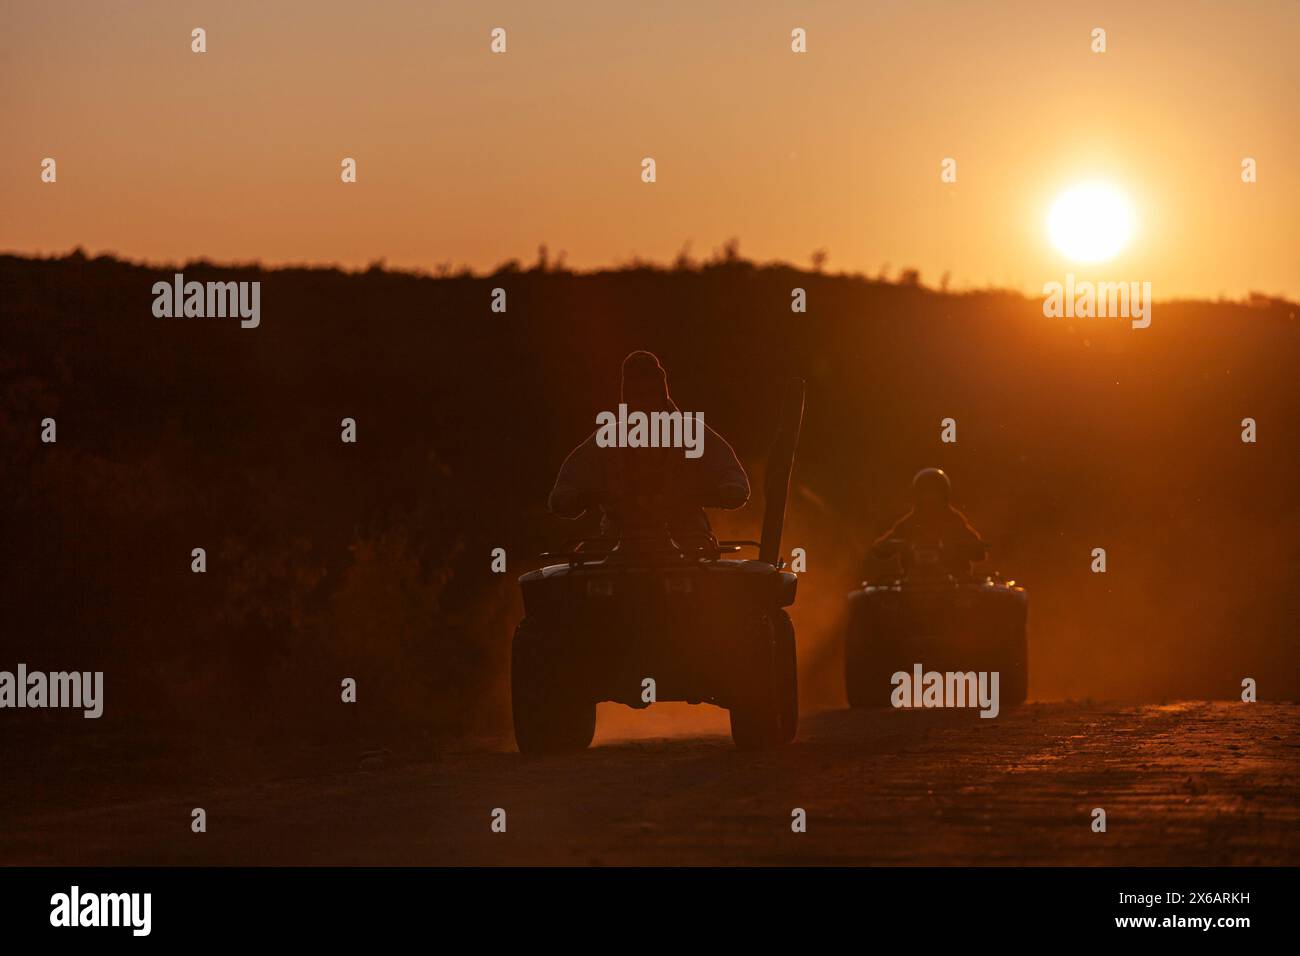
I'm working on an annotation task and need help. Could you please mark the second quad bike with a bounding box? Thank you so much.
[844,541,1028,709]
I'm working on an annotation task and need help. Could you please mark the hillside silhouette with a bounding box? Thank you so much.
[2,250,1298,758]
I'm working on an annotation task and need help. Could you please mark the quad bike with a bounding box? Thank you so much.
[844,539,1028,709]
[512,379,805,753]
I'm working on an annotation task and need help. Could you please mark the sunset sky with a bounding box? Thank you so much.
[3,0,1297,298]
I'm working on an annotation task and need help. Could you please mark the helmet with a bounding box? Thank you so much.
[621,350,674,411]
[911,467,951,504]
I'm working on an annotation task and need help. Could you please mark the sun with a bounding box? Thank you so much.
[1047,182,1135,263]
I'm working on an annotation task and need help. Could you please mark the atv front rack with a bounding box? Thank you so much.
[540,536,764,568]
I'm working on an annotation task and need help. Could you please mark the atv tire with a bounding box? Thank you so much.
[511,618,597,755]
[996,597,1029,707]
[844,593,895,709]
[730,614,795,751]
[772,609,799,743]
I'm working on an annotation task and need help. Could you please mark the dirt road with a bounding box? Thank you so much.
[3,701,1296,866]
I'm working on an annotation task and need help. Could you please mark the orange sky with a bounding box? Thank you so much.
[3,0,1297,298]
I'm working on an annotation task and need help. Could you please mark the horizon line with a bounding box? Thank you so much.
[2,246,1295,310]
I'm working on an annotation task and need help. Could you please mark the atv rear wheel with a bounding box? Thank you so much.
[773,609,798,743]
[996,598,1029,707]
[729,614,793,751]
[511,618,596,755]
[844,593,894,709]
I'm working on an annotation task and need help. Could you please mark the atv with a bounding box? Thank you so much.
[844,541,1028,709]
[512,379,806,754]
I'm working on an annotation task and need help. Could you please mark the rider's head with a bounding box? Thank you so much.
[621,350,675,412]
[911,467,951,512]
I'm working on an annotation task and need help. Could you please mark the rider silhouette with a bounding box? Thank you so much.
[871,468,987,575]
[548,351,750,542]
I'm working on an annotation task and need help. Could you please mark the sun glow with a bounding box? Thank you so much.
[1047,183,1135,263]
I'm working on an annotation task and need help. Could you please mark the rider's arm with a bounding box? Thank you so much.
[869,537,896,559]
[949,510,988,561]
[870,516,910,558]
[696,425,750,510]
[548,434,601,519]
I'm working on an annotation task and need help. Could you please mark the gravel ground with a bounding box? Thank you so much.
[2,700,1295,866]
